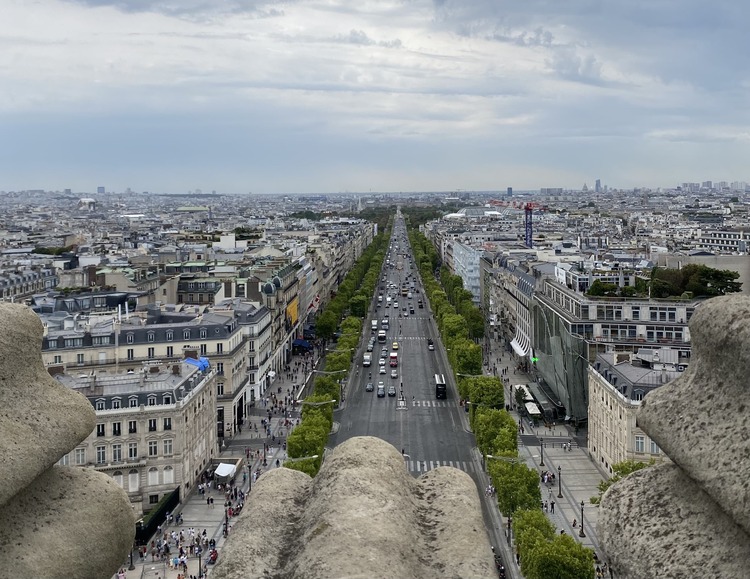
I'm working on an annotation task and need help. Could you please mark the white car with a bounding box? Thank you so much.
[380,366,386,374]
[390,369,398,379]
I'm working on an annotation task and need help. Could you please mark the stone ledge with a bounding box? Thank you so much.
[0,302,96,509]
[638,295,750,536]
[211,436,494,579]
[599,463,750,579]
[0,466,135,579]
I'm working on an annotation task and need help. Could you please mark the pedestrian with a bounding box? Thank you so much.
[550,500,555,513]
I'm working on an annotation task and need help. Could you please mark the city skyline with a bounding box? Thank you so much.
[2,0,749,194]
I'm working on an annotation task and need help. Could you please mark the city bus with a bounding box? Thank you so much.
[377,330,387,343]
[435,373,447,399]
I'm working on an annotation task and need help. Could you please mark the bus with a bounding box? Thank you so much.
[435,373,447,399]
[377,330,387,343]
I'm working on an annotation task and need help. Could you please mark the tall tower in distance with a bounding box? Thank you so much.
[97,186,105,194]
[595,179,602,193]
[506,186,513,197]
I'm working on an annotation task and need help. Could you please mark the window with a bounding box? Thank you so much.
[163,466,174,484]
[148,419,157,432]
[148,396,156,407]
[167,346,174,358]
[96,423,105,437]
[128,420,137,434]
[149,494,160,504]
[112,399,121,410]
[126,334,134,344]
[93,336,111,345]
[128,469,139,491]
[148,441,158,457]
[163,417,172,430]
[163,439,173,456]
[74,448,86,465]
[65,338,83,348]
[95,400,105,411]
[217,382,224,396]
[163,395,172,405]
[53,355,62,364]
[112,471,123,488]
[183,330,191,340]
[635,435,645,453]
[216,362,224,375]
[650,440,660,454]
[112,444,122,463]
[129,397,138,408]
[217,343,223,354]
[58,454,70,466]
[147,332,155,343]
[96,446,106,464]
[127,348,134,361]
[200,329,207,339]
[128,442,138,459]
[147,347,155,359]
[200,344,207,356]
[166,331,173,341]
[112,422,121,436]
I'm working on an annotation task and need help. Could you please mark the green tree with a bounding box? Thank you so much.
[514,508,555,559]
[283,455,322,477]
[452,339,482,376]
[523,533,594,579]
[315,311,338,341]
[587,280,618,296]
[441,313,469,344]
[591,459,654,504]
[286,413,330,459]
[474,409,510,455]
[489,460,541,515]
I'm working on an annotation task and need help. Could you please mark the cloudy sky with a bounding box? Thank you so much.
[1,0,749,195]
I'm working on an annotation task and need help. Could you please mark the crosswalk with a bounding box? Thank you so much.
[411,400,451,407]
[405,460,476,474]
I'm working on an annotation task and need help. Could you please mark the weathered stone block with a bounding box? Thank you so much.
[211,436,495,579]
[0,303,96,509]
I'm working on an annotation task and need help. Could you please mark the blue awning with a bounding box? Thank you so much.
[293,338,312,349]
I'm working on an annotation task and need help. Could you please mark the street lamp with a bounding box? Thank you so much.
[299,399,337,407]
[128,542,135,570]
[579,501,586,538]
[197,549,203,579]
[557,465,563,498]
[540,437,545,466]
[224,500,231,537]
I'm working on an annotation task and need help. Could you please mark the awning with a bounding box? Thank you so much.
[268,371,276,379]
[511,332,530,357]
[293,338,313,349]
[214,463,236,479]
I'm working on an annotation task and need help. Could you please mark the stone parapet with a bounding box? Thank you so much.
[600,295,750,578]
[0,303,134,579]
[211,436,495,579]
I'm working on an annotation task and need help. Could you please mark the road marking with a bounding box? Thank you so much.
[407,460,474,474]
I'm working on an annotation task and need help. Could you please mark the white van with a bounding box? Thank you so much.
[371,320,378,332]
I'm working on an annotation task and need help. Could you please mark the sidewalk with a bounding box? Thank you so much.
[481,335,607,562]
[115,406,299,579]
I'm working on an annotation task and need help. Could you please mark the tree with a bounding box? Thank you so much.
[523,534,594,579]
[474,409,510,455]
[286,413,330,459]
[513,509,555,561]
[451,339,482,376]
[489,461,541,515]
[587,280,618,297]
[591,459,654,504]
[441,313,469,344]
[315,311,337,341]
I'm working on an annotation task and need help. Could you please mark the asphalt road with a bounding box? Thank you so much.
[329,217,478,479]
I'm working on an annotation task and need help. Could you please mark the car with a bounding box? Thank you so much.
[380,366,386,374]
[377,385,386,397]
[387,385,397,397]
[403,310,409,317]
[379,357,386,366]
[365,382,374,392]
[428,338,435,351]
[409,307,415,314]
[366,343,374,352]
[394,302,399,309]
[392,342,399,350]
[390,369,398,379]
[381,347,388,357]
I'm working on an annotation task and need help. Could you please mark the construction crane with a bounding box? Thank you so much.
[487,200,545,248]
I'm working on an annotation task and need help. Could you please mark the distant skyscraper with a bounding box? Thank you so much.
[507,187,513,197]
[97,186,105,194]
[595,179,601,193]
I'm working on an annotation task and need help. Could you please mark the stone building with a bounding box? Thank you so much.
[587,348,678,474]
[54,360,217,515]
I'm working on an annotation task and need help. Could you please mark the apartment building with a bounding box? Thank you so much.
[588,349,677,473]
[42,305,249,444]
[55,360,217,515]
